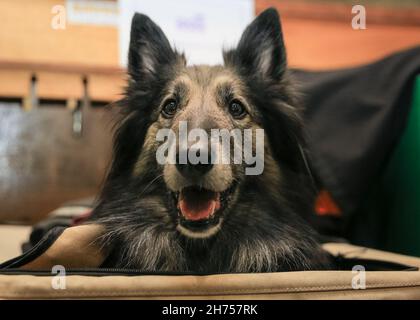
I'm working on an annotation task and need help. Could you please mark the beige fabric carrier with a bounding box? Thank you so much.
[0,225,419,299]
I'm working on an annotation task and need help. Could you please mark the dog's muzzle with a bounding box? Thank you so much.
[167,146,235,238]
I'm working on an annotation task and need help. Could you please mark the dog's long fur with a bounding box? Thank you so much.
[90,8,331,272]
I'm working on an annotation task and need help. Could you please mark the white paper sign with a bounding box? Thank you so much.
[118,0,255,67]
[66,0,119,26]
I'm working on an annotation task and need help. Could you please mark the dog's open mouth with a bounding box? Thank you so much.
[172,185,235,235]
[178,187,220,221]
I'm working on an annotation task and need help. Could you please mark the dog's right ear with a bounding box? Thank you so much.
[128,13,182,84]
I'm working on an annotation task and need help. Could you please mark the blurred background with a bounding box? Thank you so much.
[0,0,419,260]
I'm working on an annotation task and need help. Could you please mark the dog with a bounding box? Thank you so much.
[90,8,331,272]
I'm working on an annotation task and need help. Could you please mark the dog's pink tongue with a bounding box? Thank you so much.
[179,198,216,221]
[178,188,220,221]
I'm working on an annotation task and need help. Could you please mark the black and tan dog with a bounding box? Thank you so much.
[91,8,331,272]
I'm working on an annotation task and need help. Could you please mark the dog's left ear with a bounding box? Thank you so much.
[224,8,286,81]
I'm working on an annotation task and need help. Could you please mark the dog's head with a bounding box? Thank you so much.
[105,8,306,240]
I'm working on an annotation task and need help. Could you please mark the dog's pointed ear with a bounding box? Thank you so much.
[128,13,183,83]
[224,8,286,81]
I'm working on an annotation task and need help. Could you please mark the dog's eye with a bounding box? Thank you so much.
[161,100,178,118]
[228,100,246,119]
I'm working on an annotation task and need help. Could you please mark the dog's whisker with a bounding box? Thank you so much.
[137,174,164,198]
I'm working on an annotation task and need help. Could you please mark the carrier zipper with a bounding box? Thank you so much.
[0,268,228,276]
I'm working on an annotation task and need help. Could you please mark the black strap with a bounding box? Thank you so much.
[0,226,66,269]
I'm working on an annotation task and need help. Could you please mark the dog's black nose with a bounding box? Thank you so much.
[176,149,213,178]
